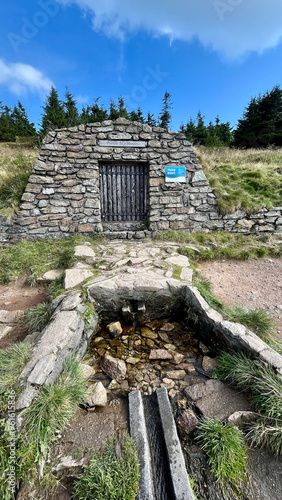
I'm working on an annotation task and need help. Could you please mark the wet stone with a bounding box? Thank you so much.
[141,327,158,339]
[107,321,123,337]
[165,370,186,380]
[202,356,217,371]
[149,349,173,360]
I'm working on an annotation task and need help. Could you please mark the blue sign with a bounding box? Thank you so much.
[165,166,186,183]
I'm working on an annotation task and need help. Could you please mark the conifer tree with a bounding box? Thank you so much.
[233,85,282,147]
[158,91,172,130]
[64,88,79,127]
[40,86,66,136]
[146,112,157,127]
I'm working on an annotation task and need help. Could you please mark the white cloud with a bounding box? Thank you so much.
[56,0,282,59]
[0,59,53,96]
[75,94,89,105]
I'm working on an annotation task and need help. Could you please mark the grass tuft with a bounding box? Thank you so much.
[73,434,140,500]
[197,418,247,490]
[24,302,50,333]
[19,353,87,468]
[216,352,282,454]
[0,342,31,409]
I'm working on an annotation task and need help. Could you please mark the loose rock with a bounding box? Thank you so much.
[177,409,198,434]
[100,354,126,382]
[107,321,123,337]
[85,382,107,407]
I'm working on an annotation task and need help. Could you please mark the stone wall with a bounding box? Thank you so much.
[8,118,282,240]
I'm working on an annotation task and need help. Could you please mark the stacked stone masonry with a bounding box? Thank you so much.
[9,118,282,240]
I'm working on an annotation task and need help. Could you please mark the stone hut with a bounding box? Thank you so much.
[12,118,282,240]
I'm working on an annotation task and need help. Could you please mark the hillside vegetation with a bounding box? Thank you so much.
[195,146,282,214]
[0,143,281,220]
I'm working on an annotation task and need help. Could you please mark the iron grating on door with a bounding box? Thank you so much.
[99,163,148,222]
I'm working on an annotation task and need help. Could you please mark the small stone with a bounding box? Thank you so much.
[107,321,123,337]
[158,332,170,343]
[160,322,175,332]
[169,389,177,399]
[199,342,210,355]
[165,370,185,380]
[141,327,158,340]
[135,339,142,346]
[93,336,104,343]
[177,363,196,373]
[100,355,126,382]
[162,378,175,387]
[228,411,258,428]
[177,409,198,434]
[108,379,120,390]
[74,245,96,259]
[84,382,107,407]
[202,356,217,372]
[38,269,62,284]
[126,357,140,365]
[164,344,176,351]
[149,349,173,360]
[170,352,185,365]
[177,399,187,410]
[80,364,95,379]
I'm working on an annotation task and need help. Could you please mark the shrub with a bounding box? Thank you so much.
[73,435,140,500]
[197,418,247,491]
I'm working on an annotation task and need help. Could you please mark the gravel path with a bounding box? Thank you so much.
[198,258,282,337]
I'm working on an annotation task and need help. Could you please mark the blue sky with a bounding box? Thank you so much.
[1,0,282,131]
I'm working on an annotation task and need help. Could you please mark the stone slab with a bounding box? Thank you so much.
[0,310,23,323]
[156,388,193,500]
[185,380,251,421]
[64,268,93,289]
[74,245,96,259]
[0,325,13,339]
[166,255,190,268]
[129,390,155,500]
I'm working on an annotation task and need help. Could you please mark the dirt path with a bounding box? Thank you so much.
[0,282,47,349]
[198,257,282,336]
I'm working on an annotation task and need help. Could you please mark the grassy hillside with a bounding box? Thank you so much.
[0,143,281,219]
[195,146,282,214]
[0,143,38,219]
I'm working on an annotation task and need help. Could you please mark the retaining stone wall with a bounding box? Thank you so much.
[6,118,282,240]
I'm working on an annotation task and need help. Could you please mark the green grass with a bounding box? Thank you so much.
[0,353,87,498]
[216,352,282,454]
[195,146,282,214]
[19,353,87,470]
[0,147,38,219]
[0,419,14,499]
[73,435,140,500]
[0,342,31,411]
[24,302,50,333]
[196,418,247,491]
[155,231,282,261]
[0,236,100,285]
